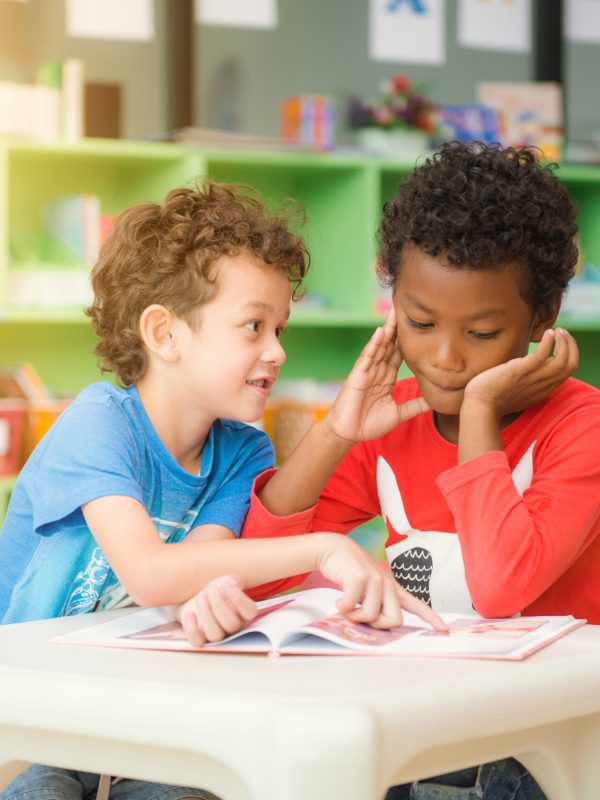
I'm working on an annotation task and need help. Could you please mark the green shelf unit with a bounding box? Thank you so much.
[0,139,597,400]
[0,320,99,397]
[2,138,199,308]
[197,150,380,317]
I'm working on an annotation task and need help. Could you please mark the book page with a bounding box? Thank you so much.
[217,588,342,650]
[50,588,344,653]
[288,612,582,659]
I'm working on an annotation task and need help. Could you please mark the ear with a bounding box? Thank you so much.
[530,296,561,343]
[139,304,179,363]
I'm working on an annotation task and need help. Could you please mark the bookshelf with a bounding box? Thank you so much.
[0,138,598,398]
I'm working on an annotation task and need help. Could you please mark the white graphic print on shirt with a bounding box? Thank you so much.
[376,443,535,613]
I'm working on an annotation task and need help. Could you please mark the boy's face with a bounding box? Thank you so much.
[393,246,549,418]
[176,252,290,423]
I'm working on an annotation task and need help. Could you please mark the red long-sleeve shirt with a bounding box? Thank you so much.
[243,377,600,623]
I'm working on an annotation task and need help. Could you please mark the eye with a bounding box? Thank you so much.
[407,316,433,331]
[275,326,286,339]
[244,320,260,333]
[471,330,500,341]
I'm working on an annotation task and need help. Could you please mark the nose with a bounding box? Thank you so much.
[265,334,287,366]
[429,333,465,372]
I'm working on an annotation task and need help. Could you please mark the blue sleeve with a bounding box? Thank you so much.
[24,399,143,535]
[193,426,274,537]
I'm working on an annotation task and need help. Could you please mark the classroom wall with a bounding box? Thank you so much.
[194,0,538,142]
[1,0,597,148]
[0,0,171,140]
[564,40,600,144]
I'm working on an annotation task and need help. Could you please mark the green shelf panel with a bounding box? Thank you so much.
[202,155,379,317]
[0,321,102,396]
[0,139,598,396]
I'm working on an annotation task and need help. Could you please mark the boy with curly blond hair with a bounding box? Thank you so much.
[0,180,441,800]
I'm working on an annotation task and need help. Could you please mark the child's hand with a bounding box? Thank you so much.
[463,328,579,418]
[324,308,430,444]
[177,575,257,646]
[314,533,448,632]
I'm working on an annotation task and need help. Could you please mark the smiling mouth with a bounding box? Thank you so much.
[246,379,273,390]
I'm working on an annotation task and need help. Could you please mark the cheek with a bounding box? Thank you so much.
[396,329,420,366]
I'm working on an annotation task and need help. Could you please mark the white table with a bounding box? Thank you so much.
[1,611,600,800]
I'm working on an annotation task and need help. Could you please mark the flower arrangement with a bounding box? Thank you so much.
[347,74,439,134]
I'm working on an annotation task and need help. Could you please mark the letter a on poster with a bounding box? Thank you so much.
[458,0,531,53]
[369,0,445,65]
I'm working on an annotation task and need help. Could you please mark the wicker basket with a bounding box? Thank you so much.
[262,399,331,463]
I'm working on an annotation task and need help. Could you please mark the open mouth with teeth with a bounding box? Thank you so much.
[246,379,272,389]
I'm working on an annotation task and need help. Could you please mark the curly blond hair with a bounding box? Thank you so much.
[86,180,309,386]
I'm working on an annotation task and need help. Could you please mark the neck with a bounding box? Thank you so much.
[136,373,214,474]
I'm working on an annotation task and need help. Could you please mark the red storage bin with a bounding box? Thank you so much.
[0,400,27,476]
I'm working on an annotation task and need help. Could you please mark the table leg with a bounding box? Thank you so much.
[520,712,600,800]
[267,704,380,800]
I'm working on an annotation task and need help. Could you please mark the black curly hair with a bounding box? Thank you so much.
[377,141,579,314]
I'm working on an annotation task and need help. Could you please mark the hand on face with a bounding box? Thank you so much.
[178,575,257,646]
[324,307,430,444]
[314,533,448,632]
[462,327,579,418]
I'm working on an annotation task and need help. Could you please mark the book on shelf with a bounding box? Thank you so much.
[50,587,585,661]
[476,81,563,162]
[43,193,101,267]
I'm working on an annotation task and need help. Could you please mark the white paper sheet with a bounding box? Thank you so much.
[66,0,154,42]
[195,0,278,29]
[565,0,600,44]
[369,0,446,65]
[458,0,531,53]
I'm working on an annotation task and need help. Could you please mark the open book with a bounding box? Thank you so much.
[51,588,586,661]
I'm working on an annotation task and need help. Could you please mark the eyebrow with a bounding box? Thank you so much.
[402,294,508,321]
[244,301,274,311]
[243,301,290,318]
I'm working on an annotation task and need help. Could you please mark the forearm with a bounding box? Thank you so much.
[126,533,332,607]
[458,397,503,464]
[259,418,353,515]
[438,450,598,616]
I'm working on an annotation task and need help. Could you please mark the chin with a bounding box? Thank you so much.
[416,382,464,416]
[234,406,265,424]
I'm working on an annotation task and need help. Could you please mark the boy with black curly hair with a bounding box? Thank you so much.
[241,142,600,799]
[0,181,441,800]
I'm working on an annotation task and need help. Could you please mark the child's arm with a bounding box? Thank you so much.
[441,327,598,616]
[260,308,429,516]
[82,495,446,630]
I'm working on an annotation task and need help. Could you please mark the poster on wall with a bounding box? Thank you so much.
[369,0,445,65]
[195,0,278,29]
[66,0,154,41]
[565,0,600,44]
[457,0,531,53]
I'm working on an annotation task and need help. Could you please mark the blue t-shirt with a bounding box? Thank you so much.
[0,382,274,623]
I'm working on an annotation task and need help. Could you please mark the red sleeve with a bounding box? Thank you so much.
[242,444,381,600]
[437,408,600,617]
